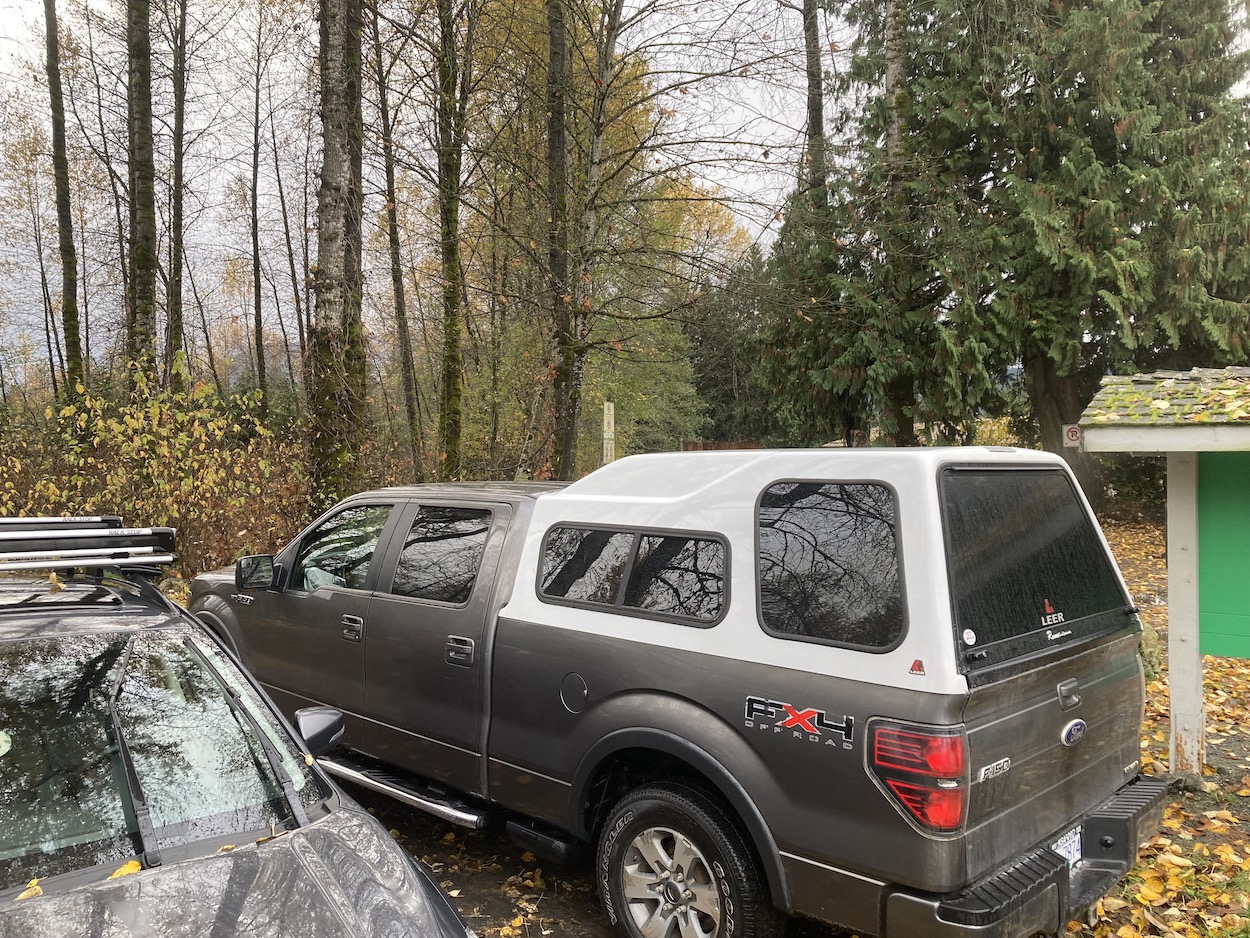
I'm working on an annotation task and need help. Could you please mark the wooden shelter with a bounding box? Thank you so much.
[1080,367,1250,778]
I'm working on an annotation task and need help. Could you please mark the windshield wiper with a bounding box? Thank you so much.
[106,637,162,868]
[184,640,309,829]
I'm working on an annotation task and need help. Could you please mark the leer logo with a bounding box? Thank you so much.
[744,695,854,747]
[1041,598,1065,627]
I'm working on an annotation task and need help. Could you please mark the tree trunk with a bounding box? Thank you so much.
[270,109,305,394]
[189,265,223,395]
[250,8,268,418]
[547,0,574,479]
[77,202,91,384]
[801,0,826,213]
[44,0,82,394]
[127,0,158,387]
[435,0,471,481]
[80,6,129,361]
[880,0,916,444]
[32,200,61,398]
[1024,355,1103,505]
[371,8,424,481]
[164,0,187,391]
[267,271,297,386]
[309,0,367,506]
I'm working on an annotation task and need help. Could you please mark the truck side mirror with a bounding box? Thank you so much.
[236,554,275,590]
[295,706,345,756]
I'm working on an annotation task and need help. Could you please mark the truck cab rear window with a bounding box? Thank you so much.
[756,482,904,649]
[391,506,492,604]
[941,468,1130,668]
[540,526,725,624]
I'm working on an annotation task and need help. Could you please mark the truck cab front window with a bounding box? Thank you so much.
[291,505,392,591]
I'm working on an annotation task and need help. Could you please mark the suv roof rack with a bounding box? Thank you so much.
[0,516,177,572]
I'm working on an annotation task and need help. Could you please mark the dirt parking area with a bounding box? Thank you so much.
[345,785,846,938]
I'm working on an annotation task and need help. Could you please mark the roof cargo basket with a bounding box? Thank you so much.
[0,516,177,572]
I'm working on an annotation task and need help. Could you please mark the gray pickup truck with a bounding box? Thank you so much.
[190,448,1166,938]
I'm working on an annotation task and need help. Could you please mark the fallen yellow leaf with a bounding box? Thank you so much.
[108,860,142,880]
[1157,854,1194,868]
[15,880,42,901]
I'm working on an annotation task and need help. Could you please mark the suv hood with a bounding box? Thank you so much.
[0,809,467,937]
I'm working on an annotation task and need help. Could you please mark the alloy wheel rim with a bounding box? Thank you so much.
[620,825,721,938]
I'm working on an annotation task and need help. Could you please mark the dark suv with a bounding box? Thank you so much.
[0,516,474,938]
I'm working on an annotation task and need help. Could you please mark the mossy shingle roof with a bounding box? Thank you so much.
[1081,368,1250,428]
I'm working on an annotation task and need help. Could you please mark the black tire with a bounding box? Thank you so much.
[596,782,784,938]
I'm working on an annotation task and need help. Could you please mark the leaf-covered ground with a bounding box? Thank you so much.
[352,520,1250,938]
[1074,521,1250,938]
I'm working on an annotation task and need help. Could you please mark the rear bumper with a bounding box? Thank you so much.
[884,774,1168,938]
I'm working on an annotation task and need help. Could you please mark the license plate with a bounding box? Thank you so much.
[1052,825,1082,867]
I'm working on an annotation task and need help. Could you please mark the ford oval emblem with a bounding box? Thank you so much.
[1061,719,1088,748]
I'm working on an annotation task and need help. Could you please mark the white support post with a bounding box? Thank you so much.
[1166,451,1205,777]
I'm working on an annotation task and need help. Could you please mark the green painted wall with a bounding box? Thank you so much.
[1198,451,1250,657]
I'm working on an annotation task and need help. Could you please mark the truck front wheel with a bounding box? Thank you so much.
[596,782,783,938]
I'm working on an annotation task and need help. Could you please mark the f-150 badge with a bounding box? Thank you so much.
[744,696,854,748]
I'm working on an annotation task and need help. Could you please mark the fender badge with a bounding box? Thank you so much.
[1061,719,1088,748]
[977,757,1011,782]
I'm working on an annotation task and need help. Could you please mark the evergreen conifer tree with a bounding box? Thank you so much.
[765,0,1250,464]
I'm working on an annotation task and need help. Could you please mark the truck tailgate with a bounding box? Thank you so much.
[961,631,1145,881]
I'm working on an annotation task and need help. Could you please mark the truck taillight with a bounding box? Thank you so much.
[870,722,968,833]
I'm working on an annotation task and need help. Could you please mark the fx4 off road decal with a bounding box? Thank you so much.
[743,696,854,748]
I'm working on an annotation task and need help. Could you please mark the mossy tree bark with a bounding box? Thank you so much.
[43,0,82,394]
[309,0,367,507]
[546,0,574,480]
[435,0,472,481]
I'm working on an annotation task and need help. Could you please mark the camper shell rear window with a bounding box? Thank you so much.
[941,467,1131,670]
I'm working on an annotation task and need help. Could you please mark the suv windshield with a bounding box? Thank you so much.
[0,631,317,890]
[941,467,1131,670]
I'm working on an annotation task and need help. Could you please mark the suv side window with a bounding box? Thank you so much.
[540,526,726,623]
[291,504,392,592]
[757,481,904,649]
[390,506,492,603]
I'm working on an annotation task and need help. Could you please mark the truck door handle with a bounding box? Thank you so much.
[446,635,475,667]
[341,615,364,642]
[1057,678,1081,710]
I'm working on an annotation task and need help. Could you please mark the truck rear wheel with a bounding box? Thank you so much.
[596,782,783,938]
